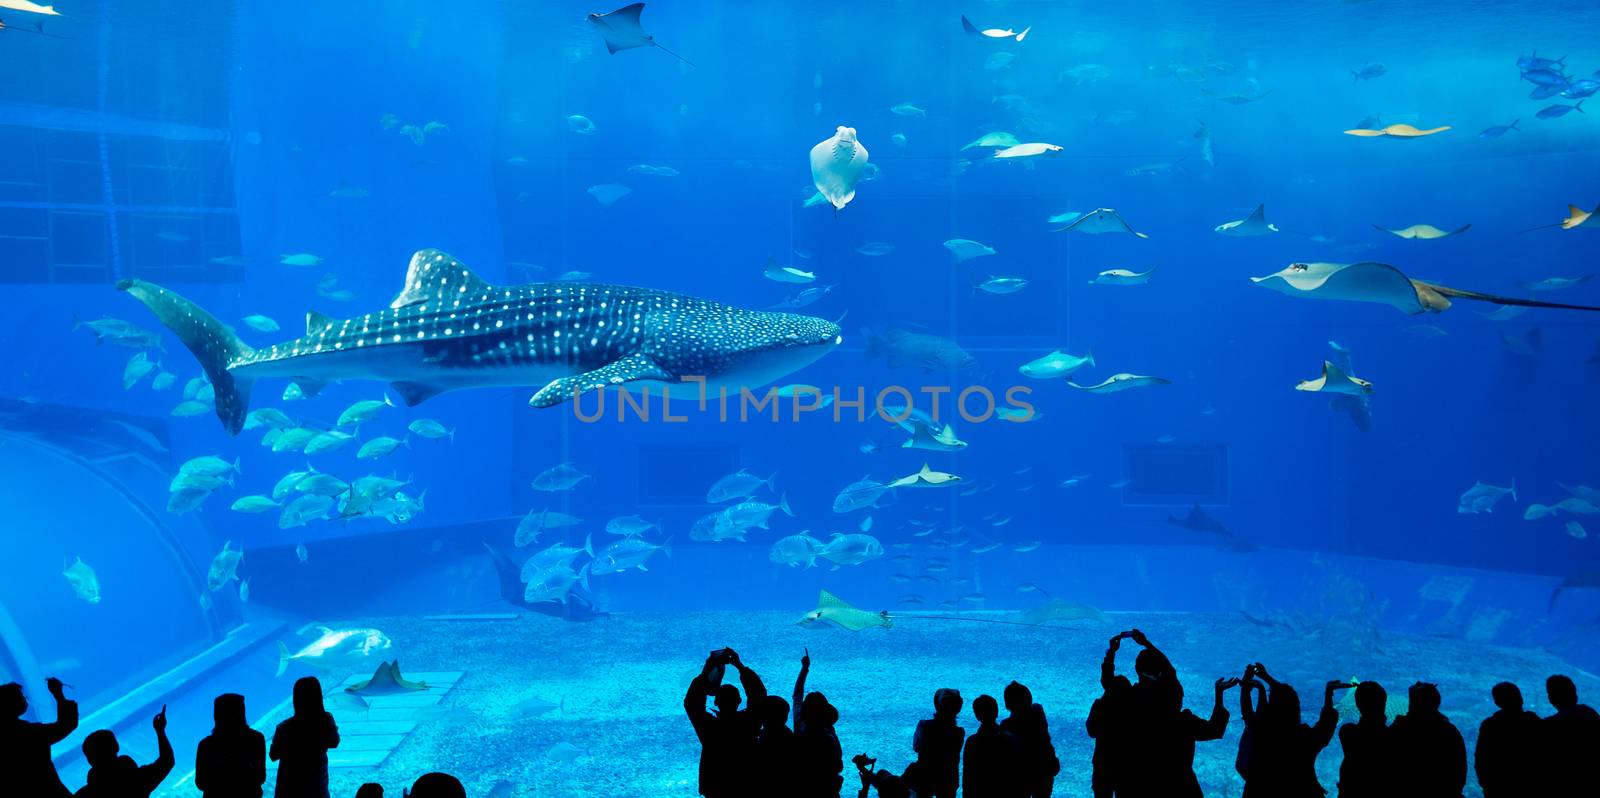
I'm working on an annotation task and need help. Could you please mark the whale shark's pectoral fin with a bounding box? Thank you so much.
[290,378,329,399]
[529,353,673,408]
[391,381,447,407]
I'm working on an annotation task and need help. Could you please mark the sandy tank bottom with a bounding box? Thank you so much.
[232,610,1593,798]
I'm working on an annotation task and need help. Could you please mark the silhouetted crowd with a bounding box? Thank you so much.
[0,675,467,798]
[685,632,1600,798]
[5,629,1599,797]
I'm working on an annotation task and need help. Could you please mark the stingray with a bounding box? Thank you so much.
[797,589,893,631]
[960,15,1030,41]
[1089,268,1154,285]
[346,660,429,696]
[1067,373,1171,393]
[1325,344,1373,431]
[1054,208,1149,238]
[810,126,869,213]
[1343,123,1452,138]
[1522,203,1600,233]
[1373,223,1471,240]
[1549,571,1600,611]
[0,0,59,14]
[798,589,1060,632]
[1166,502,1230,536]
[587,3,693,66]
[1250,261,1600,315]
[1215,204,1279,236]
[1296,360,1373,396]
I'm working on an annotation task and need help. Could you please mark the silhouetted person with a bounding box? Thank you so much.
[1088,632,1137,798]
[905,688,964,798]
[269,677,340,798]
[964,694,1019,798]
[1128,675,1235,798]
[195,693,265,798]
[1388,682,1465,798]
[1237,664,1346,798]
[755,695,797,798]
[405,772,466,797]
[1336,681,1389,797]
[76,706,174,798]
[1096,628,1198,798]
[852,753,910,798]
[0,677,77,798]
[1541,674,1600,795]
[355,785,384,798]
[1086,673,1130,798]
[794,649,843,798]
[1474,682,1541,798]
[684,647,766,798]
[1001,681,1058,798]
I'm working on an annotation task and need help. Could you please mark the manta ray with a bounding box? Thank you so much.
[587,3,693,66]
[1373,223,1471,240]
[1343,123,1452,138]
[346,661,429,696]
[483,542,608,622]
[118,249,842,434]
[1215,204,1279,236]
[1054,208,1149,238]
[1251,261,1600,315]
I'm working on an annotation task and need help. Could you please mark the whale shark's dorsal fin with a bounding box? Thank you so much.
[1246,204,1266,222]
[306,310,338,335]
[391,249,493,310]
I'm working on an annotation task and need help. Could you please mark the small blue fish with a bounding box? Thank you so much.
[1536,101,1584,119]
[1479,119,1520,138]
[1517,52,1565,71]
[1352,63,1386,81]
[1530,83,1566,100]
[1562,79,1600,99]
[1522,67,1570,87]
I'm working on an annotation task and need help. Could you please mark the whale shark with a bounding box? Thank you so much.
[118,249,843,434]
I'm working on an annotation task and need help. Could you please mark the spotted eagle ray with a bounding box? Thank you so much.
[587,3,693,66]
[118,249,842,434]
[1251,261,1600,315]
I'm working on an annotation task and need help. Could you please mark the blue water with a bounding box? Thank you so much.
[2,1,1599,795]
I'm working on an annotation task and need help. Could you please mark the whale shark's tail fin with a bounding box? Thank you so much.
[117,279,256,435]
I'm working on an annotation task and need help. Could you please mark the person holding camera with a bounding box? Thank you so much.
[852,752,911,798]
[684,647,768,798]
[0,676,79,798]
[1237,663,1350,798]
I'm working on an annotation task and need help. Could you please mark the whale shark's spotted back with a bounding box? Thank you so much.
[119,249,841,433]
